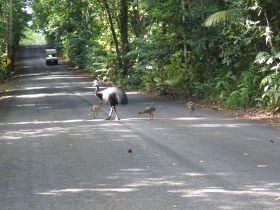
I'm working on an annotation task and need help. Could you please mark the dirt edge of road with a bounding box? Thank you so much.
[1,60,279,128]
[145,92,280,128]
[63,62,280,128]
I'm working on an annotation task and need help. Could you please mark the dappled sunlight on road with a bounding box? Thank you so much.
[122,117,257,129]
[31,166,280,209]
[168,185,280,198]
[0,83,93,103]
[0,117,140,141]
[0,109,279,209]
[35,188,138,196]
[0,127,66,140]
[1,45,279,209]
[189,123,253,128]
[15,92,93,98]
[181,172,231,177]
[1,91,93,99]
[126,91,144,95]
[0,117,205,126]
[124,177,185,188]
[3,84,89,92]
[31,75,86,81]
[0,119,101,126]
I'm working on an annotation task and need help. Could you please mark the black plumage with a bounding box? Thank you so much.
[94,81,128,120]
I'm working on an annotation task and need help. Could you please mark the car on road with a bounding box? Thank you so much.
[45,49,58,65]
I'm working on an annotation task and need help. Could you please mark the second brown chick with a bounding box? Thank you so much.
[91,101,103,119]
[138,106,156,120]
[187,102,195,116]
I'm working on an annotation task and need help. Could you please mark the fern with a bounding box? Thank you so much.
[204,9,241,27]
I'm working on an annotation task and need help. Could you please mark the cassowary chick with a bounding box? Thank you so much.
[187,101,195,116]
[138,106,156,120]
[91,101,103,119]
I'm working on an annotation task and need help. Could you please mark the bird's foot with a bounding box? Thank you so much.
[115,117,120,121]
[105,116,111,120]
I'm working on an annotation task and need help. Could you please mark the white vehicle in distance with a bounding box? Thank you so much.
[46,49,58,65]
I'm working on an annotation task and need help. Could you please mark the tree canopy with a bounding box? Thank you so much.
[0,0,31,80]
[2,0,280,112]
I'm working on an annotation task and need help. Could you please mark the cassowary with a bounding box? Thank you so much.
[138,106,156,120]
[93,81,128,120]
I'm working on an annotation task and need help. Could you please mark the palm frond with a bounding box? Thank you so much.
[204,9,240,27]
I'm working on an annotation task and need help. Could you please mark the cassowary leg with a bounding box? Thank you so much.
[113,106,120,120]
[105,107,113,120]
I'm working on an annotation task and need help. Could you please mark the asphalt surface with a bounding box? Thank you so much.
[0,46,279,210]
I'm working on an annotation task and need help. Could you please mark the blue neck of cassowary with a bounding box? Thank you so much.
[95,85,103,100]
[95,85,100,93]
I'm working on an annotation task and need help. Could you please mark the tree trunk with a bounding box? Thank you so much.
[5,0,13,79]
[181,0,191,95]
[181,0,187,71]
[119,0,130,75]
[200,0,212,80]
[131,0,141,37]
[100,0,122,72]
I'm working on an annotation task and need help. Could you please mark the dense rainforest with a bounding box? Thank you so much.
[0,0,30,79]
[1,0,279,112]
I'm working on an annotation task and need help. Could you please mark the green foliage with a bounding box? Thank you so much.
[20,28,45,45]
[191,82,212,99]
[204,9,241,27]
[225,70,260,108]
[255,50,280,111]
[29,0,279,111]
[213,70,235,103]
[0,0,30,82]
[0,53,8,81]
[260,74,280,111]
[1,1,31,50]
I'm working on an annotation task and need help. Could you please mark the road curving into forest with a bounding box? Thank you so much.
[0,45,279,209]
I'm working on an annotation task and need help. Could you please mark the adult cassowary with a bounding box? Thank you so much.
[93,80,128,120]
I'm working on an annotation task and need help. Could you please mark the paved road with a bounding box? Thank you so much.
[0,46,279,210]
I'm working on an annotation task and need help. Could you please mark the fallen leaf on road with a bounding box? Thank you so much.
[1,171,12,177]
[200,160,205,163]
